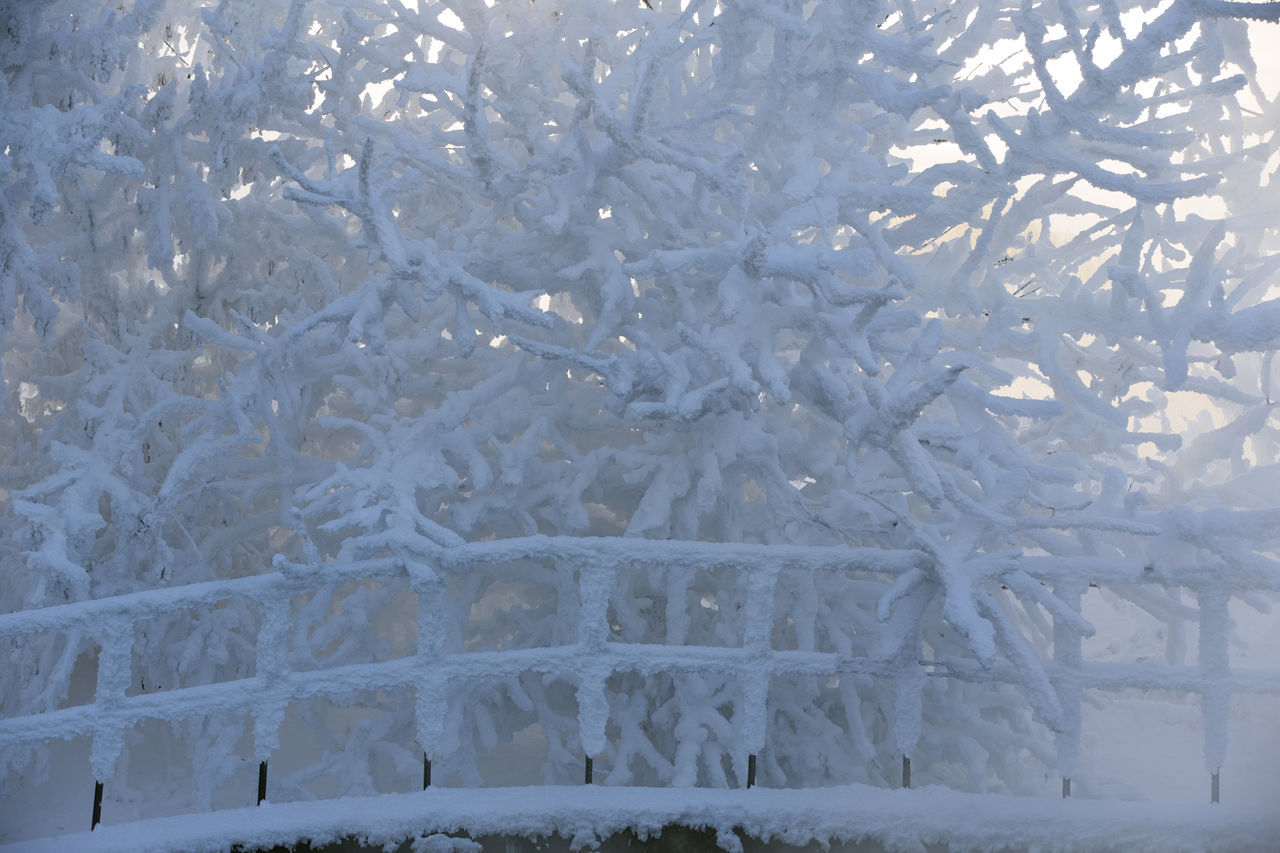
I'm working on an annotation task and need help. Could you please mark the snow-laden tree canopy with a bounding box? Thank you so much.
[2,0,1279,808]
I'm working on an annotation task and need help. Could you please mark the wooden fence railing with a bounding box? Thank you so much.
[1,536,1277,833]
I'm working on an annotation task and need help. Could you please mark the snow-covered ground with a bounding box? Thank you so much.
[4,782,1279,853]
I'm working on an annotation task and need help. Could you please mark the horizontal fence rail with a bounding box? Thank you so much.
[1,535,1277,834]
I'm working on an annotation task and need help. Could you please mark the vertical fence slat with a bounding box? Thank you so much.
[741,563,779,788]
[1198,585,1231,804]
[412,564,449,773]
[576,561,614,765]
[894,657,923,789]
[1053,581,1086,799]
[890,583,929,791]
[90,618,132,784]
[665,566,693,646]
[252,589,291,785]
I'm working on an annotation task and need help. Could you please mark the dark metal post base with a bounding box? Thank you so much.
[91,780,103,830]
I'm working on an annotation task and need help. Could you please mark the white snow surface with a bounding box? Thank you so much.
[3,783,1276,853]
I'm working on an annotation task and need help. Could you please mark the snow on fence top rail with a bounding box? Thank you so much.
[0,535,1276,824]
[0,538,922,639]
[3,536,1274,640]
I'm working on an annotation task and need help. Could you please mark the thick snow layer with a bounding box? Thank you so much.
[2,783,1275,853]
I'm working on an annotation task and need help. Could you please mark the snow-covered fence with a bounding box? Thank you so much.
[1,536,1278,832]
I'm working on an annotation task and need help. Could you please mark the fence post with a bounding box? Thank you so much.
[576,560,614,782]
[1198,586,1230,805]
[742,563,779,790]
[584,756,593,785]
[90,619,132,797]
[1052,581,1085,802]
[411,564,449,785]
[893,621,924,791]
[665,565,693,646]
[253,590,291,797]
[91,780,103,829]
